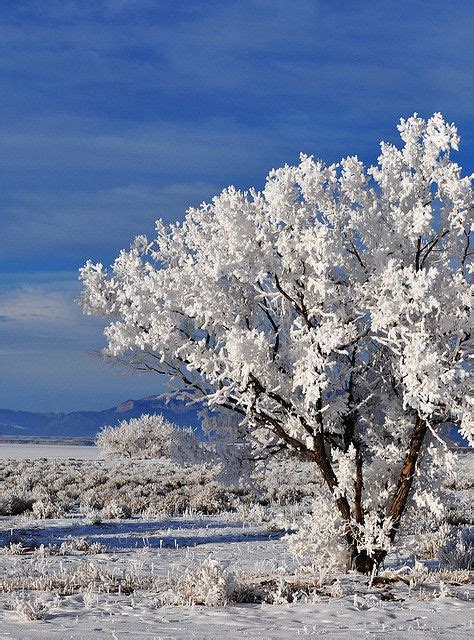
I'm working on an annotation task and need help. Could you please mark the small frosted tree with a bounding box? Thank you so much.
[80,114,472,573]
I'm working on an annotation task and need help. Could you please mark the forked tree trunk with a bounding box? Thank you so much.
[265,405,429,575]
[345,415,428,575]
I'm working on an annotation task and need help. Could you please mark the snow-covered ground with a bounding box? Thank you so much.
[0,449,471,638]
[0,443,101,460]
[0,513,471,639]
[1,593,472,639]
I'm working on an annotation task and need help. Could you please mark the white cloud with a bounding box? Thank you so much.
[0,275,166,411]
[0,284,77,324]
[0,278,104,348]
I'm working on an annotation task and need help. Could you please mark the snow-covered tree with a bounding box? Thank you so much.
[80,114,472,573]
[96,413,204,463]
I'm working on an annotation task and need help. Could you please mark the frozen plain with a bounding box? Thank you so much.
[0,513,471,639]
[0,444,101,461]
[0,445,471,639]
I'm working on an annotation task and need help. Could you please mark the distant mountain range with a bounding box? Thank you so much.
[0,397,466,446]
[0,396,203,440]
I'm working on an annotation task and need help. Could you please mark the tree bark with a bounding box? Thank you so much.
[353,443,364,524]
[254,385,429,575]
[386,415,428,539]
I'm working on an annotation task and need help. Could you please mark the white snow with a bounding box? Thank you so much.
[0,443,101,460]
[1,595,472,639]
[0,513,471,638]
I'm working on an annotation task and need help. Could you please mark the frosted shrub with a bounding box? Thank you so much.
[258,456,322,505]
[265,577,295,605]
[416,523,451,559]
[0,560,147,594]
[33,544,57,558]
[285,496,350,576]
[236,502,272,525]
[157,558,238,606]
[438,526,473,569]
[59,536,106,555]
[7,594,59,621]
[0,491,34,516]
[188,483,232,515]
[329,578,351,598]
[79,490,104,513]
[31,498,62,520]
[0,542,26,556]
[83,542,107,555]
[154,492,189,516]
[0,458,245,520]
[101,500,132,519]
[446,491,473,527]
[84,511,102,526]
[97,413,204,463]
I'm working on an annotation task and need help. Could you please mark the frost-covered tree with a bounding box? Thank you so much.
[80,114,472,573]
[96,413,204,463]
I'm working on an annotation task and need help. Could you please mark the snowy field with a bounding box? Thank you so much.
[0,512,472,639]
[0,514,472,640]
[0,443,100,461]
[0,449,471,639]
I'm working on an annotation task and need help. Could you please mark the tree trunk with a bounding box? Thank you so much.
[347,538,387,575]
[350,548,376,574]
[270,408,428,576]
[347,415,428,575]
[387,415,428,539]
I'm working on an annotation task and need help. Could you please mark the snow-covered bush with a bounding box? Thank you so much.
[0,542,26,556]
[81,113,473,573]
[437,526,473,569]
[257,454,322,505]
[79,489,105,514]
[33,544,59,558]
[101,499,132,520]
[96,412,204,463]
[235,502,273,525]
[156,557,238,606]
[285,496,350,574]
[0,491,34,516]
[0,458,247,519]
[416,523,451,560]
[31,497,63,520]
[7,594,59,621]
[84,511,102,526]
[188,482,234,515]
[59,536,106,555]
[328,578,352,598]
[0,559,147,595]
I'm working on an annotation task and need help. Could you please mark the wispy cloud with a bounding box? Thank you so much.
[0,276,164,411]
[0,285,77,324]
[1,179,219,263]
[0,278,100,346]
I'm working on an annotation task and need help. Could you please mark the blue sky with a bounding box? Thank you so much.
[1,0,473,412]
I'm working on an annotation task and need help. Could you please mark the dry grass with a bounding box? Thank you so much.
[0,560,151,596]
[6,594,60,621]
